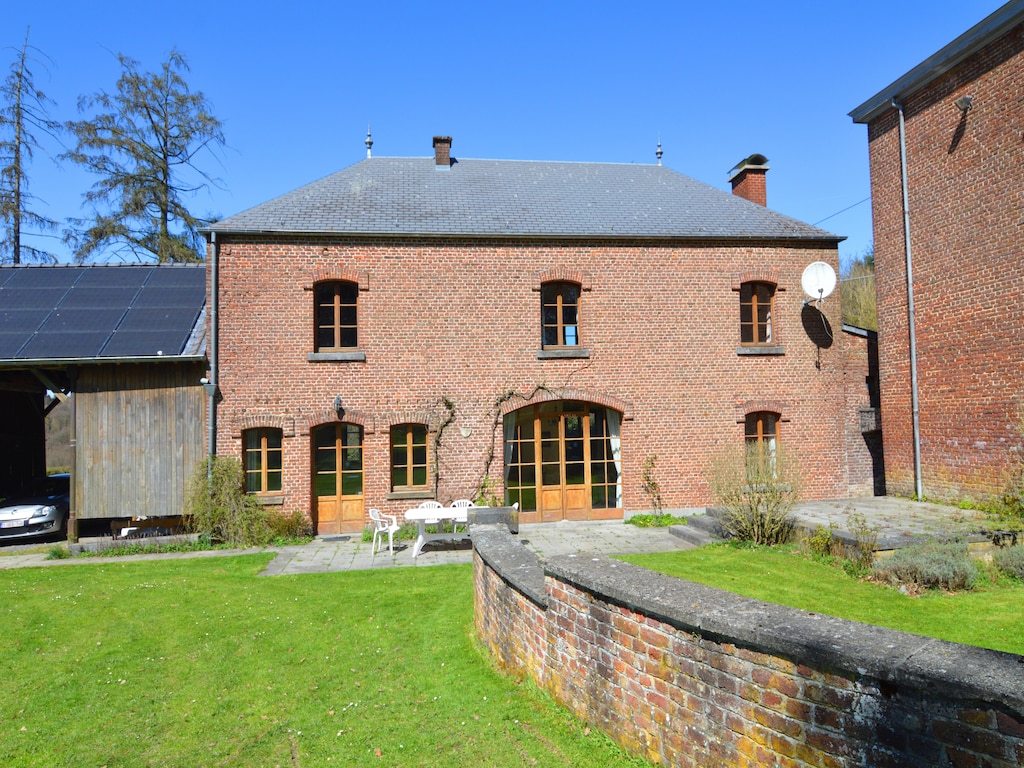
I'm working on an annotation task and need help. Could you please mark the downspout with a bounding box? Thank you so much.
[208,232,219,467]
[893,99,923,501]
[68,369,77,542]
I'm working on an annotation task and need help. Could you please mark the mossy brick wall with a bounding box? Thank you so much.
[472,526,1024,767]
[209,235,857,528]
[866,23,1024,501]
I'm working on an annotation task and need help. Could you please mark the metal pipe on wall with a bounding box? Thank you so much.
[893,100,923,501]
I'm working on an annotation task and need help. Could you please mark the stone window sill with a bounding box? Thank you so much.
[308,351,367,363]
[736,346,785,356]
[387,490,435,502]
[251,495,285,505]
[537,348,591,360]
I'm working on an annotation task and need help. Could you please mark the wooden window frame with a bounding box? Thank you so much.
[244,427,283,495]
[739,281,775,346]
[541,281,581,349]
[314,281,359,352]
[744,411,779,476]
[390,423,430,492]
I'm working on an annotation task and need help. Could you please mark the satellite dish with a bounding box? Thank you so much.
[801,261,837,302]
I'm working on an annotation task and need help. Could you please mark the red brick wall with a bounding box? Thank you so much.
[473,531,1024,767]
[866,24,1024,500]
[843,328,884,497]
[211,235,850,527]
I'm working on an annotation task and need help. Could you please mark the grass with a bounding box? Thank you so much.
[0,555,646,768]
[618,543,1024,656]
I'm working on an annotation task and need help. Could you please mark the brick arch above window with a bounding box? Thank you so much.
[382,411,439,432]
[231,413,295,439]
[304,267,370,291]
[731,269,782,292]
[533,267,592,291]
[735,400,790,423]
[500,387,634,421]
[299,408,375,436]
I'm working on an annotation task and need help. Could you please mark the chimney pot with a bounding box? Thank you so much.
[728,153,769,206]
[433,135,452,168]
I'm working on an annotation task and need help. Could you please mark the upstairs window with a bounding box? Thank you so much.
[244,428,283,495]
[740,282,774,345]
[391,424,429,492]
[315,281,358,351]
[541,282,581,348]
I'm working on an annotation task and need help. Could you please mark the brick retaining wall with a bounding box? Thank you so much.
[472,526,1024,767]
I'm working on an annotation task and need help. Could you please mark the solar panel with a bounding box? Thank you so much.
[60,285,139,309]
[0,289,69,309]
[132,282,206,310]
[117,306,201,334]
[0,264,206,361]
[144,266,206,289]
[102,329,193,357]
[75,266,152,288]
[2,267,84,290]
[0,332,28,358]
[19,331,112,359]
[0,308,51,334]
[38,308,127,334]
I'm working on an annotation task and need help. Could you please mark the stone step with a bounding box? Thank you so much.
[669,524,720,548]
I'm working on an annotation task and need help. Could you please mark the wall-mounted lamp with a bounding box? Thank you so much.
[333,395,345,419]
[200,377,218,399]
[954,95,973,113]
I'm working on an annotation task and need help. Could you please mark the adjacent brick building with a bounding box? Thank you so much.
[205,138,859,534]
[850,1,1024,501]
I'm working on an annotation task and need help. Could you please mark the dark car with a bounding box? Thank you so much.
[0,474,70,542]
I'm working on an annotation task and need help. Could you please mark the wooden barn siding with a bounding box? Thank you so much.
[76,363,206,519]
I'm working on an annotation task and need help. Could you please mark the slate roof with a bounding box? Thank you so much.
[209,157,841,242]
[0,264,206,362]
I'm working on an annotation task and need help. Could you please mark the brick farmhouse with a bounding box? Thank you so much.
[850,1,1024,501]
[205,137,864,534]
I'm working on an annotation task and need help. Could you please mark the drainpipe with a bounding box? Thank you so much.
[67,368,78,542]
[208,232,219,466]
[893,100,923,501]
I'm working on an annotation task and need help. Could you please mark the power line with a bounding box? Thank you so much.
[813,197,870,226]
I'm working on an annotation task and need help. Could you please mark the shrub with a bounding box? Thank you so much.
[994,546,1024,581]
[709,444,798,546]
[871,541,978,592]
[45,545,71,560]
[267,510,314,542]
[184,457,270,547]
[640,455,664,515]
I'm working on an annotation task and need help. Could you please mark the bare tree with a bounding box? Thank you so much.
[0,28,61,264]
[64,49,224,263]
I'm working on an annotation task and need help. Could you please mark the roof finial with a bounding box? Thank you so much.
[365,125,373,158]
[656,135,663,166]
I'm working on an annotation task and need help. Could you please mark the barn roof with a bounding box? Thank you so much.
[0,264,206,364]
[207,156,841,243]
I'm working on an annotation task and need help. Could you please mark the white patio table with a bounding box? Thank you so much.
[404,506,472,557]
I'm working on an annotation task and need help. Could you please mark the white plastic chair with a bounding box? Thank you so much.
[449,499,474,534]
[417,500,443,532]
[369,508,400,555]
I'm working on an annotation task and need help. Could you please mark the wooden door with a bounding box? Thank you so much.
[538,410,590,521]
[313,423,364,534]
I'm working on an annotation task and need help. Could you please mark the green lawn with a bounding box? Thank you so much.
[618,544,1024,656]
[0,556,646,768]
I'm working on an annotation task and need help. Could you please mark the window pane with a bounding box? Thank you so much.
[565,462,585,485]
[342,448,362,471]
[542,464,561,485]
[392,466,408,487]
[267,450,282,471]
[341,472,363,496]
[520,487,537,511]
[591,462,606,483]
[267,471,282,492]
[245,472,261,494]
[412,466,427,486]
[541,440,560,463]
[591,485,608,509]
[562,305,578,326]
[520,441,535,464]
[521,465,536,485]
[564,416,583,438]
[338,282,358,303]
[315,473,336,497]
[412,445,427,466]
[340,328,358,348]
[563,325,578,346]
[542,326,559,346]
[565,439,584,462]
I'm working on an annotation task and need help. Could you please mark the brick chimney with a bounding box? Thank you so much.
[433,136,452,169]
[728,154,769,206]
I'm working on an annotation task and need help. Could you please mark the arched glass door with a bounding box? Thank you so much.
[312,423,364,534]
[504,401,621,523]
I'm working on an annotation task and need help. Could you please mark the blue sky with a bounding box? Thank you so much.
[4,0,1008,268]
